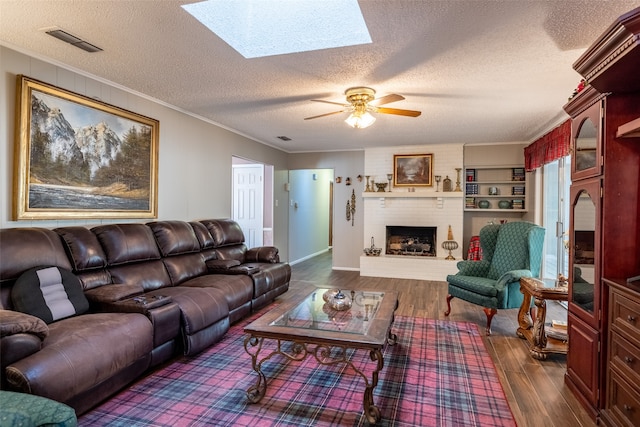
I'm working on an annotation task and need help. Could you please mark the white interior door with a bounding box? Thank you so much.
[232,164,264,248]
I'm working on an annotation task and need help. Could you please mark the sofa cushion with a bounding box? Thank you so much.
[214,245,248,262]
[6,313,153,404]
[92,224,161,265]
[242,263,292,298]
[190,221,216,249]
[201,219,245,247]
[144,287,229,335]
[0,309,49,340]
[54,226,107,271]
[162,253,207,285]
[11,267,89,324]
[179,274,253,312]
[147,221,201,256]
[108,260,172,291]
[0,228,72,289]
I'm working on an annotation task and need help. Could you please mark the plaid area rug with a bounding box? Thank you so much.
[80,313,516,427]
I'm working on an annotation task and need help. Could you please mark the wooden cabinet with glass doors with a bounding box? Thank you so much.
[563,7,640,423]
[566,177,602,418]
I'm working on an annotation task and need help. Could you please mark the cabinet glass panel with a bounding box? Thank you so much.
[575,119,597,172]
[571,101,602,180]
[571,190,596,313]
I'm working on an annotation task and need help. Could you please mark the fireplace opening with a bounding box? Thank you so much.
[386,226,437,256]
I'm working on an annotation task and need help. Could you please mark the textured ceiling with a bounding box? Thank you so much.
[2,1,640,153]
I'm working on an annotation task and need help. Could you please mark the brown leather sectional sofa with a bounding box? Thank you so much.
[0,218,290,415]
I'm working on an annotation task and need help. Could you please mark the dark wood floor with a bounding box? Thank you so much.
[287,250,596,427]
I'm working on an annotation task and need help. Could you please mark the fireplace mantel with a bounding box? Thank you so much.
[362,192,463,199]
[362,143,465,281]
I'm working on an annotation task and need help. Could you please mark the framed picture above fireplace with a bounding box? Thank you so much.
[393,153,433,187]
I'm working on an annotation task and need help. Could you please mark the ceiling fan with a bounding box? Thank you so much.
[304,87,422,129]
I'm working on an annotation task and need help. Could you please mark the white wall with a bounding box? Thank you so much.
[0,46,291,260]
[287,169,333,263]
[287,151,365,270]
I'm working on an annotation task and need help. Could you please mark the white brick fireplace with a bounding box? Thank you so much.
[360,144,465,281]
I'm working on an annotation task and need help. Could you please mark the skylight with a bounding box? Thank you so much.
[182,0,371,59]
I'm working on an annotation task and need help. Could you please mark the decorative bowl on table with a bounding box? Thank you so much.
[322,289,352,311]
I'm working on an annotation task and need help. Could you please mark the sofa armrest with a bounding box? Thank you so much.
[98,294,173,314]
[245,246,279,263]
[206,259,241,273]
[1,334,44,377]
[228,265,261,275]
[0,310,48,370]
[0,310,48,340]
[84,283,145,304]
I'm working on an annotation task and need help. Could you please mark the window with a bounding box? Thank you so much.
[542,156,571,279]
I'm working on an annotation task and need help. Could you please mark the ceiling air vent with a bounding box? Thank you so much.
[276,136,292,141]
[44,27,103,53]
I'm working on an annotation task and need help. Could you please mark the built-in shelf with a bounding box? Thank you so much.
[617,116,640,138]
[464,166,527,211]
[362,192,463,198]
[464,208,527,213]
[465,194,524,198]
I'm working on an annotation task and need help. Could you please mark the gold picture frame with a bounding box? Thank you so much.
[393,154,433,187]
[14,75,159,220]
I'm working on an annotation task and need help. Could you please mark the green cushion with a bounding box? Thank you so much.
[446,275,499,298]
[0,391,77,427]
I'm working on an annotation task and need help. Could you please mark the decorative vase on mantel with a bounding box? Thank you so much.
[441,225,459,260]
[442,176,452,192]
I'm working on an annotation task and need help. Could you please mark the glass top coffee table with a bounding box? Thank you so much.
[243,287,399,424]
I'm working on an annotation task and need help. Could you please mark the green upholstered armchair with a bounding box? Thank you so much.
[444,221,545,335]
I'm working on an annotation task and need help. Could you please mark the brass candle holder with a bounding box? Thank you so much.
[455,168,462,192]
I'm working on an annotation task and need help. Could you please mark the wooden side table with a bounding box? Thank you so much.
[517,277,569,360]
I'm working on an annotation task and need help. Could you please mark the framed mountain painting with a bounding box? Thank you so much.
[13,75,159,220]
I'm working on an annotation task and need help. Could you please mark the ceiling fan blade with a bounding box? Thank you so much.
[304,110,346,120]
[369,93,405,106]
[310,99,349,107]
[375,107,422,117]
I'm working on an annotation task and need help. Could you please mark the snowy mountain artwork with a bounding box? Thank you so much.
[14,76,159,219]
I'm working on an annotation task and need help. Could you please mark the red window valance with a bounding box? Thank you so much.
[524,119,571,171]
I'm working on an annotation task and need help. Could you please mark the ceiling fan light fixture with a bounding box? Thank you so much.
[305,86,420,125]
[345,111,376,129]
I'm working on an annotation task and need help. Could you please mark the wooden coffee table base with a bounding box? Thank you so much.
[244,331,398,424]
